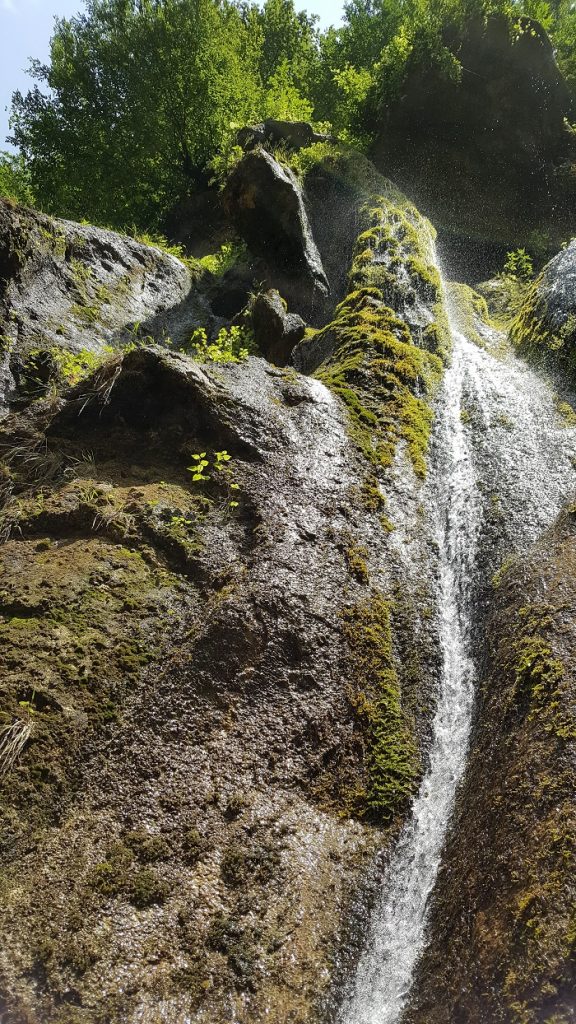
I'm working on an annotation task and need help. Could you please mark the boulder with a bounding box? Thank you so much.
[223,149,329,313]
[0,199,212,411]
[251,289,306,365]
[237,119,335,153]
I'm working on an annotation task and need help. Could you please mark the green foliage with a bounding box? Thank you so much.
[197,241,245,277]
[10,0,263,227]
[130,230,202,275]
[263,60,314,120]
[0,150,35,206]
[288,139,342,176]
[503,248,534,281]
[8,0,576,230]
[185,325,253,363]
[188,450,240,509]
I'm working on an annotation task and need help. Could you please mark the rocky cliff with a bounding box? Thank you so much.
[0,146,451,1023]
[1,106,576,1024]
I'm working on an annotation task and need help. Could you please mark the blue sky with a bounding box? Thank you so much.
[0,0,343,151]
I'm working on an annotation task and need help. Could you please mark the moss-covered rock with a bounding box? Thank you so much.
[0,198,214,411]
[294,190,447,479]
[510,239,576,378]
[405,508,576,1024]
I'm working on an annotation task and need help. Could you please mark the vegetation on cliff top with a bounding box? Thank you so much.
[5,0,576,228]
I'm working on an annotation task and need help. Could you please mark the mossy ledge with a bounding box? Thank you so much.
[316,288,444,478]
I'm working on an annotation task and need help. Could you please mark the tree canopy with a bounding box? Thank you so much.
[7,0,576,228]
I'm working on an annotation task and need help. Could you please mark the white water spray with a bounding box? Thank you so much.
[338,286,576,1024]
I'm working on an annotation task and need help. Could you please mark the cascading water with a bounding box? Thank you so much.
[338,277,576,1024]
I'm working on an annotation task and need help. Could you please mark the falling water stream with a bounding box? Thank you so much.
[338,277,576,1024]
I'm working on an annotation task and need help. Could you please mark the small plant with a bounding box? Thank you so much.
[92,502,136,538]
[502,248,534,281]
[187,450,240,510]
[188,453,210,482]
[185,325,252,364]
[197,241,245,277]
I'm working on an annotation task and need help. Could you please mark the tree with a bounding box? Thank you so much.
[0,150,35,206]
[10,0,262,228]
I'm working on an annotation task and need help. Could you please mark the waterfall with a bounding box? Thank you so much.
[338,281,576,1024]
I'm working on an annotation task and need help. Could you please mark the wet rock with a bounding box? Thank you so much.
[0,155,452,1023]
[251,289,306,365]
[223,149,329,313]
[405,508,576,1024]
[0,340,400,1023]
[511,238,576,370]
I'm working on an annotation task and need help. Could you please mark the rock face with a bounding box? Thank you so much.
[224,149,330,315]
[0,160,451,1023]
[372,15,576,254]
[4,123,575,1024]
[250,289,306,365]
[405,508,576,1024]
[0,345,388,1023]
[0,199,210,408]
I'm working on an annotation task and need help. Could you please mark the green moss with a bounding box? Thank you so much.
[0,532,186,836]
[316,290,443,478]
[182,827,205,864]
[130,868,171,907]
[206,912,260,988]
[492,555,516,589]
[447,281,495,349]
[555,398,576,427]
[343,540,370,582]
[87,841,171,906]
[221,842,280,888]
[507,605,575,739]
[313,191,447,479]
[124,829,171,863]
[342,593,419,822]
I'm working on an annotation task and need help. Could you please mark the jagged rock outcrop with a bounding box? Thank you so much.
[224,149,330,316]
[250,289,306,365]
[0,199,211,409]
[372,15,576,256]
[404,508,576,1024]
